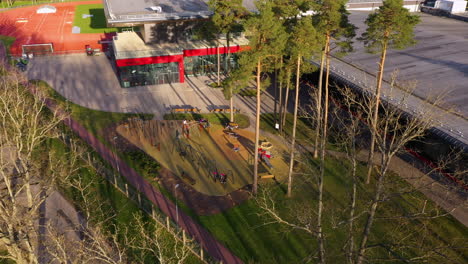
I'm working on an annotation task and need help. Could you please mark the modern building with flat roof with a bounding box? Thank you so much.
[103,0,252,87]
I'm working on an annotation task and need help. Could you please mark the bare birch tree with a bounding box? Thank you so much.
[354,81,450,264]
[0,67,77,263]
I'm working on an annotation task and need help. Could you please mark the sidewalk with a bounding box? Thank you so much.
[26,54,276,121]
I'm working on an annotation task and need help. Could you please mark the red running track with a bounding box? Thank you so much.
[0,1,112,55]
[33,92,243,263]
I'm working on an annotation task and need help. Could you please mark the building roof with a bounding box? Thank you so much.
[104,0,256,26]
[113,31,249,60]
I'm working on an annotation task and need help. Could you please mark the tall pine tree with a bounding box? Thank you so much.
[232,0,287,195]
[286,16,320,198]
[208,0,248,122]
[312,1,355,262]
[361,0,420,184]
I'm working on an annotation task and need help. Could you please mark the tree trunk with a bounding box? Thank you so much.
[253,60,261,195]
[217,45,221,86]
[347,144,358,264]
[317,34,331,264]
[274,58,278,124]
[227,32,234,122]
[226,32,231,73]
[366,40,388,184]
[356,161,390,264]
[278,58,284,133]
[287,56,301,198]
[281,69,291,134]
[313,50,326,159]
[230,94,234,122]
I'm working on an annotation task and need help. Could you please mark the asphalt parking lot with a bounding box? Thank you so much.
[345,11,468,117]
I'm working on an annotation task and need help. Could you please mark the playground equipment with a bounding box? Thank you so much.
[258,148,274,169]
[120,118,242,189]
[258,172,275,179]
[260,140,273,150]
[225,122,239,131]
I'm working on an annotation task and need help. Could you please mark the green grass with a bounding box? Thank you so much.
[73,4,117,33]
[33,80,468,263]
[33,79,159,184]
[47,137,201,263]
[238,88,256,97]
[194,156,468,263]
[195,196,313,263]
[0,35,15,55]
[260,113,315,141]
[164,112,250,129]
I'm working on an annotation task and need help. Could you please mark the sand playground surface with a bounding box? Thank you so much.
[116,119,291,196]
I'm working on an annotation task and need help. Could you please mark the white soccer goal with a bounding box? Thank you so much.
[22,43,54,56]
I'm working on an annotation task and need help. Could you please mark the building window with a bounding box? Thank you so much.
[119,62,179,87]
[184,53,239,77]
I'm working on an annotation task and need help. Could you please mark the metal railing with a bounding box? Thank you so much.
[109,11,213,23]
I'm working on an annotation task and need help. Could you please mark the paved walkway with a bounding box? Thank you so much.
[41,98,243,263]
[26,54,275,121]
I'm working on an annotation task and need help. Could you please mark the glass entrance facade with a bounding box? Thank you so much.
[184,53,239,77]
[118,62,179,87]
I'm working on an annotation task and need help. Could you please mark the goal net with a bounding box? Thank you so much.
[22,43,54,56]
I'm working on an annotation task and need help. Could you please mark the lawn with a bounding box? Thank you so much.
[47,137,202,263]
[195,157,468,263]
[73,4,117,33]
[261,112,315,142]
[34,80,468,263]
[0,35,15,55]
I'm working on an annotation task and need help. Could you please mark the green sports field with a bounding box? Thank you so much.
[73,4,117,33]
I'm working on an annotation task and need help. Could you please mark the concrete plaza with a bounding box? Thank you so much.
[26,54,275,121]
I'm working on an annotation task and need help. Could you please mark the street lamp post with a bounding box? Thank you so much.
[174,184,180,224]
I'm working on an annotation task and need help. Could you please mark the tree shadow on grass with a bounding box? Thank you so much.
[89,9,108,29]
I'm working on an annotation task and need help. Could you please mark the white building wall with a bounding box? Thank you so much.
[348,4,420,12]
[450,0,468,13]
[434,0,467,13]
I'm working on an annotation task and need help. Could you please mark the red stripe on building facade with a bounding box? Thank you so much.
[183,45,244,57]
[115,45,247,83]
[115,54,184,67]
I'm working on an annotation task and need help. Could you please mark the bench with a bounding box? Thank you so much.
[210,108,240,113]
[259,173,274,179]
[172,108,200,113]
[223,108,240,113]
